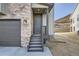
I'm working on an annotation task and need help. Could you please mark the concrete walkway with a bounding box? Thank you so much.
[0,47,52,56]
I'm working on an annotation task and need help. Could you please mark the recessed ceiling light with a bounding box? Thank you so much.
[37,8,40,12]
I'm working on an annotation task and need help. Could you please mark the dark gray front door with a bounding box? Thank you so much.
[0,19,21,47]
[34,15,42,34]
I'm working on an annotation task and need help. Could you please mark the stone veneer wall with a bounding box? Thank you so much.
[0,3,32,47]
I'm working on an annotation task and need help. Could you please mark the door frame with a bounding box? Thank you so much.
[33,13,42,34]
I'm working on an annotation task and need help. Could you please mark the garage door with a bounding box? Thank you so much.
[0,19,21,47]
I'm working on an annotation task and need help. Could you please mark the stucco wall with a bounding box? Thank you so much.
[48,7,54,35]
[0,3,32,47]
[42,13,47,26]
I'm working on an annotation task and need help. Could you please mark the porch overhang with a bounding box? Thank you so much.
[32,3,49,9]
[39,3,54,11]
[32,3,54,12]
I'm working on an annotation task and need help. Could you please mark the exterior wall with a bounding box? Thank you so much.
[0,3,32,47]
[0,3,54,46]
[55,14,71,32]
[48,7,54,36]
[55,23,70,32]
[42,13,47,26]
[70,4,79,32]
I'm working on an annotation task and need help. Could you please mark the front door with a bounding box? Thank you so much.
[33,14,42,34]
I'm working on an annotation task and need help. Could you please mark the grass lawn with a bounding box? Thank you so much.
[47,32,79,56]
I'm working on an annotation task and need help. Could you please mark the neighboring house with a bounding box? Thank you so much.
[0,3,54,51]
[55,14,71,32]
[70,4,79,34]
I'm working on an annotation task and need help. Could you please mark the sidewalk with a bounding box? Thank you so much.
[0,47,52,56]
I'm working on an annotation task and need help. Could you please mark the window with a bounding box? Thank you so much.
[77,14,79,21]
[77,17,79,21]
[71,19,72,23]
[0,3,9,14]
[71,19,74,23]
[73,19,74,23]
[74,26,75,31]
[77,31,79,35]
[71,27,72,32]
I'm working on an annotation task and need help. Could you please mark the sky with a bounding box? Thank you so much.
[54,3,77,20]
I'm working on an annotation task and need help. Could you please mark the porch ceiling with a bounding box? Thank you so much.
[32,8,47,14]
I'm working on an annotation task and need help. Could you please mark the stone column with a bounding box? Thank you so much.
[9,3,32,47]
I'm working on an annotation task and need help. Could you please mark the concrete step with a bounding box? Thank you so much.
[29,44,42,46]
[27,34,43,52]
[28,48,43,52]
[32,34,40,37]
[28,50,43,52]
[29,44,42,48]
[31,38,41,40]
[29,47,42,50]
[30,42,42,45]
[30,40,42,42]
[30,41,42,44]
[32,37,40,39]
[31,40,41,42]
